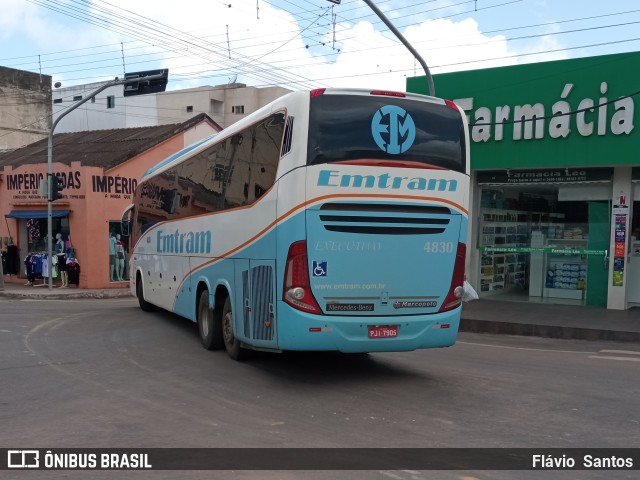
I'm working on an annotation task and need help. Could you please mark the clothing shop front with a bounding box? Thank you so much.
[3,209,78,287]
[0,114,220,289]
[408,51,640,310]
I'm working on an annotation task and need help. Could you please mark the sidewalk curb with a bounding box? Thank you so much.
[0,289,133,300]
[460,317,640,343]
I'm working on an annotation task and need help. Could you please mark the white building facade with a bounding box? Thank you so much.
[0,66,52,150]
[52,83,292,133]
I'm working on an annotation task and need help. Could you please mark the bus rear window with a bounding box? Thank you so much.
[307,94,466,173]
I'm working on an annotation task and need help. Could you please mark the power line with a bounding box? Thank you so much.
[24,0,322,89]
[3,1,640,94]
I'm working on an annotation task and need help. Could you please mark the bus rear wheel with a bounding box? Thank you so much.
[136,275,155,312]
[222,296,248,361]
[197,289,223,350]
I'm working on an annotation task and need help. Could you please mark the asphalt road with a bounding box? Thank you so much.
[1,296,639,480]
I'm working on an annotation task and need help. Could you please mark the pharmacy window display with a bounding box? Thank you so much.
[477,169,612,307]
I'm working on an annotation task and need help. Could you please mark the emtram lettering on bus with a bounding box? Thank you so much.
[156,229,211,254]
[317,170,458,192]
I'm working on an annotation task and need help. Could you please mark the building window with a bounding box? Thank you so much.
[186,105,193,113]
[53,98,62,104]
[108,221,129,282]
[107,95,115,109]
[211,99,223,114]
[232,105,245,114]
[73,95,82,101]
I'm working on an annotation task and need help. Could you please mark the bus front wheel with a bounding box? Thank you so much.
[222,296,248,361]
[197,289,223,350]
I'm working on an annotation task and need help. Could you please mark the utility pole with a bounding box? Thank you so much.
[46,70,168,289]
[0,249,4,291]
[326,0,435,96]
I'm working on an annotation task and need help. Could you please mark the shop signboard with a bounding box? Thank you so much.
[612,196,629,287]
[3,167,139,202]
[480,246,606,255]
[477,168,612,185]
[407,51,640,169]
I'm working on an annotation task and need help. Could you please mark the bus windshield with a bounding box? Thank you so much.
[307,93,466,173]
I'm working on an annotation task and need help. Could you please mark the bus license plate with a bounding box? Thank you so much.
[368,325,398,339]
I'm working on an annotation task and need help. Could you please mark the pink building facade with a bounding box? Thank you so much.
[1,115,220,288]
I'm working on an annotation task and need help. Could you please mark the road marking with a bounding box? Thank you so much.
[457,341,597,355]
[589,349,640,362]
[380,472,404,480]
[599,349,640,355]
[588,355,640,362]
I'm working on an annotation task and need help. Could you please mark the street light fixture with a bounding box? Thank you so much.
[46,69,168,289]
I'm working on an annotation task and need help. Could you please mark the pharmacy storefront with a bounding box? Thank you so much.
[408,51,640,310]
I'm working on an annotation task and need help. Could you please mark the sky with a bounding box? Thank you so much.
[1,0,640,94]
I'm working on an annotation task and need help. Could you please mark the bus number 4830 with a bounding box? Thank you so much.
[424,241,454,254]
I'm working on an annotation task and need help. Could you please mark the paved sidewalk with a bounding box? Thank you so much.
[0,281,132,300]
[461,298,640,343]
[1,280,639,342]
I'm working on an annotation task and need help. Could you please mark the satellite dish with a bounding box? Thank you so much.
[54,82,62,88]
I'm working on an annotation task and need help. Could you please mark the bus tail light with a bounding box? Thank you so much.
[283,241,323,315]
[370,90,406,97]
[445,100,459,111]
[439,242,466,312]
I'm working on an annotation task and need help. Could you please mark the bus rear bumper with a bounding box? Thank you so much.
[276,303,461,353]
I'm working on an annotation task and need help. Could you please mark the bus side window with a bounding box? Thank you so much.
[244,112,284,204]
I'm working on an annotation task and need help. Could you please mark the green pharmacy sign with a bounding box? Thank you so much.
[407,51,640,170]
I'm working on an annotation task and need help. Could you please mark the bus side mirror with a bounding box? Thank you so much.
[121,204,134,237]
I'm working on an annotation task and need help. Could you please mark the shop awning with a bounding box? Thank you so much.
[5,209,70,219]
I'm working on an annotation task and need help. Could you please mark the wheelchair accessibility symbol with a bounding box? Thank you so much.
[312,261,327,277]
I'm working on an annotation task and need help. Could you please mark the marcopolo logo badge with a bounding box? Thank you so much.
[393,300,437,309]
[371,105,416,154]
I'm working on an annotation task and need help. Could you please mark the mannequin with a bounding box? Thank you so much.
[55,233,68,288]
[115,234,125,281]
[109,232,117,281]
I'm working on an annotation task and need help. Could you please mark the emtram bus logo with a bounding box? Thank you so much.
[371,105,416,154]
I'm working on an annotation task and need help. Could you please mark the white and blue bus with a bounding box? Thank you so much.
[125,88,470,360]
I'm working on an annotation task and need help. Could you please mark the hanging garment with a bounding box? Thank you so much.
[6,245,19,275]
[42,254,49,279]
[51,254,58,279]
[67,257,81,286]
[33,254,43,275]
[57,254,67,272]
[24,255,37,283]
